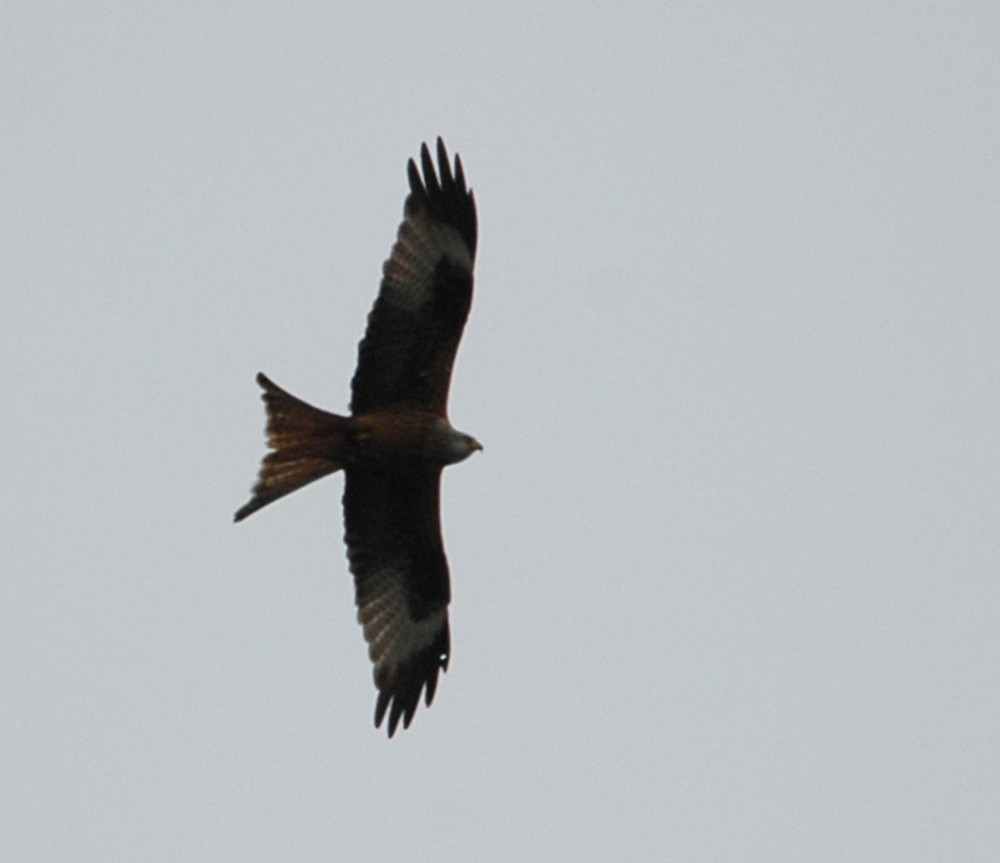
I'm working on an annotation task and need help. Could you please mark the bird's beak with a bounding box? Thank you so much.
[472,438,483,452]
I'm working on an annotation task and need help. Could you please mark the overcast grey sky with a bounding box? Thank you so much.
[4,3,998,860]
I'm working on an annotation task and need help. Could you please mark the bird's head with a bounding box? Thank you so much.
[436,424,482,466]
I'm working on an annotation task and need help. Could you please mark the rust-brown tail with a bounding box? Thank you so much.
[234,372,350,522]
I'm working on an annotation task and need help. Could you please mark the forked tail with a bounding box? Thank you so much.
[234,373,350,522]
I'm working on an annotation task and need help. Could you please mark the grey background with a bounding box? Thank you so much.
[4,4,998,860]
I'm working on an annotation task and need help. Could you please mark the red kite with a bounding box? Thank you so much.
[235,139,480,736]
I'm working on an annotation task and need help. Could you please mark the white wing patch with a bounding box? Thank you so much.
[357,563,447,688]
[381,214,473,314]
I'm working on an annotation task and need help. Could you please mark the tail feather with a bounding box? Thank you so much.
[235,373,350,522]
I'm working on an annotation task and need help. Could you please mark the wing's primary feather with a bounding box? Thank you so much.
[350,138,477,416]
[343,466,451,736]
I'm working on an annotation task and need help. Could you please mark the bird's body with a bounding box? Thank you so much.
[350,409,479,468]
[235,139,479,736]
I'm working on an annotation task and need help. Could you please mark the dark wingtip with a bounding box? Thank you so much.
[406,157,421,195]
[420,141,440,197]
[405,137,477,258]
[372,626,450,738]
[436,137,453,186]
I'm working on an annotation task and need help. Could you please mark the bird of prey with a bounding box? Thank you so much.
[235,139,480,737]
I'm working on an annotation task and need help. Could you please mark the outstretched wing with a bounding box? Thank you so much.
[342,466,451,737]
[350,138,477,417]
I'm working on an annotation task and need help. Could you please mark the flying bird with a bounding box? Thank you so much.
[235,139,480,736]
